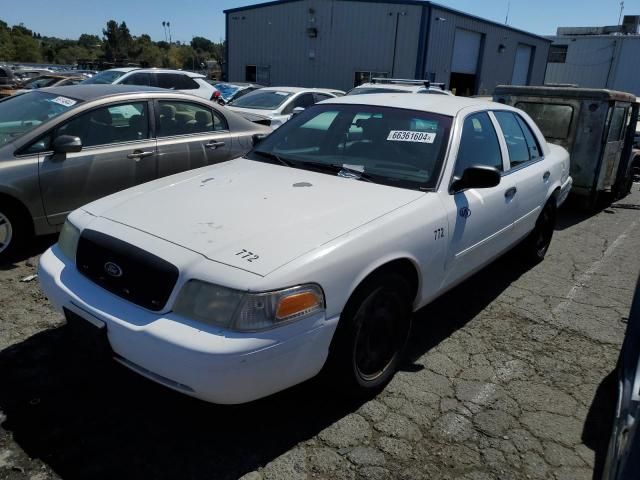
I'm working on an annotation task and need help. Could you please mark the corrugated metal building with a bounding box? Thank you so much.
[545,34,640,95]
[224,0,550,95]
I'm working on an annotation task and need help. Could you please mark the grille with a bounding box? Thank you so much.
[76,230,179,311]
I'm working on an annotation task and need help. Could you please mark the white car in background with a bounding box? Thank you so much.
[346,78,453,96]
[226,86,344,128]
[39,94,572,405]
[82,68,216,100]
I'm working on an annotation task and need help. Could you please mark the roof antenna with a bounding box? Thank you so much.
[618,1,625,25]
[505,1,511,25]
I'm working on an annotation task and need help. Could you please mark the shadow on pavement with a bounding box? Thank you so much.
[0,252,532,480]
[0,234,57,271]
[582,369,617,480]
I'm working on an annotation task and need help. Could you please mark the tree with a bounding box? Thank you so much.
[78,33,101,49]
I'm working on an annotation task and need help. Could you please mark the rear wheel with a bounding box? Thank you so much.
[327,273,412,393]
[520,200,556,264]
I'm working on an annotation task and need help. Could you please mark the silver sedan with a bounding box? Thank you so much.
[0,84,270,259]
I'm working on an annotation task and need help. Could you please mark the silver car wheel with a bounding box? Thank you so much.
[0,212,13,254]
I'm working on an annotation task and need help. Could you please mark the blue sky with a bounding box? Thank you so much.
[1,0,630,41]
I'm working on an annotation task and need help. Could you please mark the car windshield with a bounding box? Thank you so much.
[229,90,292,109]
[346,87,411,96]
[247,104,452,190]
[24,76,59,89]
[214,83,241,101]
[81,70,127,85]
[0,91,82,148]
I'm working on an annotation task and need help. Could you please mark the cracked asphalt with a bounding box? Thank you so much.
[1,186,639,480]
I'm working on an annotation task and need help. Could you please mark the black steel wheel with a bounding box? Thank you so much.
[327,272,412,392]
[521,200,556,264]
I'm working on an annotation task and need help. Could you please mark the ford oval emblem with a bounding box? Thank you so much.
[104,261,123,278]
[459,207,472,219]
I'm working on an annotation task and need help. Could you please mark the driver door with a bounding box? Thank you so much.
[440,112,519,288]
[38,101,156,225]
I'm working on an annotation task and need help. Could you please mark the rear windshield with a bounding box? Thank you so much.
[0,91,82,148]
[249,104,452,190]
[81,70,126,85]
[229,90,292,109]
[514,102,574,140]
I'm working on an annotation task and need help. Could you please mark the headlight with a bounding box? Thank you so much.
[58,219,80,262]
[173,281,324,332]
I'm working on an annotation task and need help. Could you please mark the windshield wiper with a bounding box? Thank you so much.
[252,150,295,167]
[329,164,376,183]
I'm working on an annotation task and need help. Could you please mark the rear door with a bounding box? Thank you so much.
[154,99,232,178]
[493,110,548,238]
[441,111,519,287]
[601,104,630,190]
[38,100,156,225]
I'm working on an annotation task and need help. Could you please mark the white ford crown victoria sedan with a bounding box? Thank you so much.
[38,94,572,404]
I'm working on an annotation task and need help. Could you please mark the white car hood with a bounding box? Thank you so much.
[84,159,424,276]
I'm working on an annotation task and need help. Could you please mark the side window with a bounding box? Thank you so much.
[608,106,627,142]
[515,115,541,160]
[157,101,227,137]
[121,73,152,86]
[56,102,149,147]
[313,93,333,103]
[454,112,503,179]
[283,93,315,115]
[494,111,530,167]
[155,73,200,90]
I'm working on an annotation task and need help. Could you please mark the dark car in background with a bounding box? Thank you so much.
[0,84,270,259]
[211,82,264,105]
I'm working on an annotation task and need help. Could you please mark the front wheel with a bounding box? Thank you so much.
[520,200,556,264]
[326,273,413,393]
[0,205,27,261]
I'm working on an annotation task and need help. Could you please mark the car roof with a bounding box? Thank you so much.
[261,86,343,94]
[115,68,206,78]
[37,84,169,101]
[323,93,504,117]
[356,82,423,92]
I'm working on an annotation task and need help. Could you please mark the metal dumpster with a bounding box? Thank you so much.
[493,85,638,207]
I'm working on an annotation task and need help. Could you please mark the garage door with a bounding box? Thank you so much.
[512,44,533,85]
[451,29,483,74]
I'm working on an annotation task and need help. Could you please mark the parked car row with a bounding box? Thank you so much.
[21,89,572,404]
[0,85,270,258]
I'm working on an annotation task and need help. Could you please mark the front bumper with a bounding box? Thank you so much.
[38,245,340,404]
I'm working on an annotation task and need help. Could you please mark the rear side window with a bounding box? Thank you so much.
[608,106,627,142]
[494,111,530,167]
[157,100,227,137]
[454,112,503,178]
[514,102,573,140]
[515,115,542,160]
[282,93,315,114]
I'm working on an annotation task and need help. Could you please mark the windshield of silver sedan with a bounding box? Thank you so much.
[248,104,453,190]
[0,91,83,148]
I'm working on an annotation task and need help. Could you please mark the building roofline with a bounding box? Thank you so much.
[224,0,551,43]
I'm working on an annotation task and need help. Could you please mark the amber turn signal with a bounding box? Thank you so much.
[276,291,322,320]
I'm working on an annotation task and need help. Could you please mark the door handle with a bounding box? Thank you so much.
[504,187,517,199]
[543,171,551,181]
[127,150,154,161]
[205,141,225,150]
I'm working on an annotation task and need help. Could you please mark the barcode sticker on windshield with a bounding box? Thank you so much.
[387,130,436,143]
[51,96,77,107]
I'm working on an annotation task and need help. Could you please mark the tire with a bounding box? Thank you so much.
[326,272,413,394]
[0,203,28,262]
[520,200,556,264]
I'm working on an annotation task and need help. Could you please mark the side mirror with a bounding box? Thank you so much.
[53,135,82,154]
[292,106,305,116]
[252,133,268,146]
[451,165,501,193]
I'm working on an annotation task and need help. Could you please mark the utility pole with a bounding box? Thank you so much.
[162,21,167,42]
[505,1,511,25]
[167,21,172,45]
[618,1,625,25]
